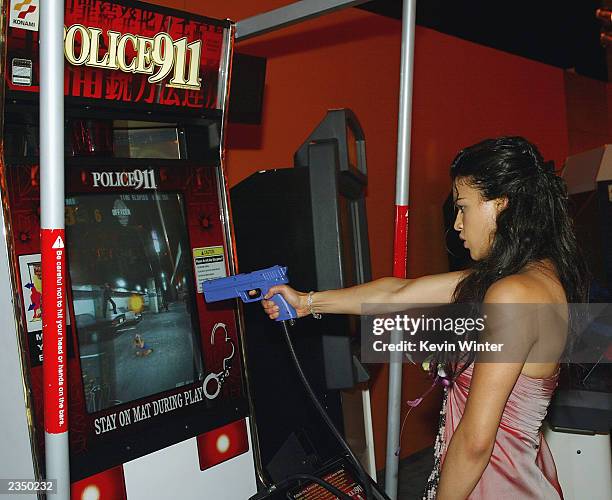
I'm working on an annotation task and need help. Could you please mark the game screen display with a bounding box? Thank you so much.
[65,192,204,413]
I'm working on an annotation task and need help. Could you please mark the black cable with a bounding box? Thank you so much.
[280,320,392,500]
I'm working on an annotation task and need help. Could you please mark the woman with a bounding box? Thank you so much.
[259,137,588,499]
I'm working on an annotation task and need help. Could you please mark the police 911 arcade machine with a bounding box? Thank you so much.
[0,1,259,498]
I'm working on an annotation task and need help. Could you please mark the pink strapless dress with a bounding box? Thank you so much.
[441,364,563,499]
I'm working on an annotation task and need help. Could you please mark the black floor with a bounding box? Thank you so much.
[377,446,433,500]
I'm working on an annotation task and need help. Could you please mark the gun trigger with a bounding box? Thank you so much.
[244,289,261,302]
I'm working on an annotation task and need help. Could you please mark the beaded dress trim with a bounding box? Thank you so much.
[422,388,449,499]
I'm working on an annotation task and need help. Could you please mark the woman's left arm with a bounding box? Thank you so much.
[436,278,537,500]
[435,363,524,499]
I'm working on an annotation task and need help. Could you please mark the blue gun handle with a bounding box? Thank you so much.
[269,292,297,321]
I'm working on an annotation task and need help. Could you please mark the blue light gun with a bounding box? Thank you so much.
[202,265,297,321]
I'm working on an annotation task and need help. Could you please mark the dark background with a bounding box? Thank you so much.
[360,0,608,81]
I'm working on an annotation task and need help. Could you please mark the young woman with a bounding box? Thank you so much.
[258,137,588,499]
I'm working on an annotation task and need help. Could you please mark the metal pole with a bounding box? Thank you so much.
[40,0,69,498]
[385,0,416,498]
[235,0,370,42]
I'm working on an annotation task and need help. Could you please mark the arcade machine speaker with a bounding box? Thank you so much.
[231,109,372,483]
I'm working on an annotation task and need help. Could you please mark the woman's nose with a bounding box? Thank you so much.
[454,212,463,231]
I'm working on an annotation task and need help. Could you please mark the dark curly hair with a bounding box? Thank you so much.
[434,136,589,377]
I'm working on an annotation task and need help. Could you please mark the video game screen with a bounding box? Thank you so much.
[65,191,204,413]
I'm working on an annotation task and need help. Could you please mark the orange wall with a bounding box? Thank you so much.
[564,71,612,155]
[147,0,608,468]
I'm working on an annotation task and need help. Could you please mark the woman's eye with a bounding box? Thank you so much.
[456,205,464,213]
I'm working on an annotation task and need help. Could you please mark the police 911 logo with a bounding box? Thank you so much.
[9,0,39,32]
[91,169,158,190]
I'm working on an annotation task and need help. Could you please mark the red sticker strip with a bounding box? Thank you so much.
[41,228,68,434]
[393,204,409,278]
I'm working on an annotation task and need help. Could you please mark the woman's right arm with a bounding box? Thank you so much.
[261,270,468,319]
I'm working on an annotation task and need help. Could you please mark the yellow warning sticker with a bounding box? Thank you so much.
[193,247,224,258]
[193,246,226,293]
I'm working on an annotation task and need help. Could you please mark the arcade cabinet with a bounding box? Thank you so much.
[231,109,376,489]
[0,1,260,498]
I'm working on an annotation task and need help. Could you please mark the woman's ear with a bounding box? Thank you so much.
[495,197,508,212]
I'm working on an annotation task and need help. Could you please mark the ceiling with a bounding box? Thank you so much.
[359,0,609,82]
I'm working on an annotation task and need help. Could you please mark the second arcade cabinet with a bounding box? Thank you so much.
[231,109,375,484]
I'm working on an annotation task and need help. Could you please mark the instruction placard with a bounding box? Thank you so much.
[193,246,226,292]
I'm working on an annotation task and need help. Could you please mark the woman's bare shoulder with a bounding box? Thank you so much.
[485,263,565,304]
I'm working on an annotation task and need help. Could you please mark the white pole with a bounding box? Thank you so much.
[40,0,70,497]
[385,0,416,498]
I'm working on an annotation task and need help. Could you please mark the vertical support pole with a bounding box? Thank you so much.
[40,1,69,498]
[385,0,416,498]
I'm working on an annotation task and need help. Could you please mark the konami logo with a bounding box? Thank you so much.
[9,0,39,32]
